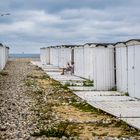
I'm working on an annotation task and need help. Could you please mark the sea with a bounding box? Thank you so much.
[9,54,40,58]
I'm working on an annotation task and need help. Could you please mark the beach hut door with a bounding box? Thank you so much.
[71,49,74,63]
[128,46,135,97]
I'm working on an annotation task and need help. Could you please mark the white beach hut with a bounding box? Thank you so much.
[115,39,140,98]
[58,45,75,68]
[40,47,50,65]
[74,45,85,78]
[52,47,59,67]
[90,43,115,90]
[115,42,128,93]
[126,39,140,98]
[74,43,115,90]
[0,44,9,70]
[49,47,58,66]
[50,46,57,66]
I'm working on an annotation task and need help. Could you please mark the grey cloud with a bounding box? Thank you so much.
[0,0,140,53]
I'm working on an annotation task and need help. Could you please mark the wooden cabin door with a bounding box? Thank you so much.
[128,46,135,97]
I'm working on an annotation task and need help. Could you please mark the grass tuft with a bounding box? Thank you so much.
[31,121,78,138]
[0,71,8,76]
[83,80,94,86]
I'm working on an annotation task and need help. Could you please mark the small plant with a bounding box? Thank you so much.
[34,89,44,94]
[31,121,77,138]
[62,84,69,90]
[109,87,117,91]
[41,74,50,80]
[64,82,71,87]
[25,79,36,86]
[51,80,61,86]
[70,99,103,114]
[112,119,129,129]
[124,92,129,96]
[0,71,8,76]
[27,75,38,79]
[92,132,108,136]
[83,80,94,86]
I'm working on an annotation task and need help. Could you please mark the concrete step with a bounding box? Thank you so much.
[61,80,84,86]
[74,91,123,96]
[68,86,95,91]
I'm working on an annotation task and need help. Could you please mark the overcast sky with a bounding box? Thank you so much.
[0,0,140,53]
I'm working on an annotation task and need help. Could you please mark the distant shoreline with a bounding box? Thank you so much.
[9,54,40,58]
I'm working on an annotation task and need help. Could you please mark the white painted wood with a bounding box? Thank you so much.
[128,45,140,98]
[116,40,140,99]
[52,48,59,66]
[128,46,135,98]
[84,45,92,79]
[0,45,9,70]
[74,44,115,90]
[91,46,115,90]
[74,46,84,77]
[116,45,128,93]
[40,47,50,65]
[50,48,55,65]
[134,46,140,98]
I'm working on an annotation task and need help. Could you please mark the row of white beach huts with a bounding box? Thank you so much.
[40,39,140,98]
[0,43,9,70]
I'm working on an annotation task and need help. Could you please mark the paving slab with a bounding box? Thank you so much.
[87,101,140,118]
[74,91,123,96]
[31,61,60,70]
[46,72,61,76]
[95,101,140,108]
[68,86,95,91]
[60,81,84,86]
[121,118,140,129]
[44,69,61,72]
[47,74,85,81]
[74,92,135,102]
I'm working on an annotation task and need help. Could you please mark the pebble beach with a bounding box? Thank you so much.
[0,58,140,140]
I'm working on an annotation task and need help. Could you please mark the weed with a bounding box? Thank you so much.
[95,121,110,127]
[70,99,103,114]
[92,132,108,136]
[51,80,61,86]
[109,87,117,91]
[34,89,44,94]
[31,121,78,138]
[70,97,78,103]
[61,85,69,90]
[27,75,39,79]
[112,120,129,129]
[64,82,71,87]
[41,74,50,80]
[124,92,129,96]
[83,80,94,86]
[0,71,8,76]
[25,79,36,86]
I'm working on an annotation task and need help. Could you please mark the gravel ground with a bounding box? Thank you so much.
[0,59,38,140]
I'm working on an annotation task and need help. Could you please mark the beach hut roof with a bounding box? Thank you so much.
[84,43,114,48]
[125,39,140,46]
[0,43,3,46]
[96,43,114,47]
